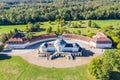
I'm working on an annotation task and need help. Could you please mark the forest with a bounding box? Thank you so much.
[0,0,120,25]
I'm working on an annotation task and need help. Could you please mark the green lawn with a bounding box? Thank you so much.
[0,20,120,36]
[0,55,93,80]
[0,25,26,34]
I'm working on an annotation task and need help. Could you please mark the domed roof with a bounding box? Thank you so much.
[54,38,66,46]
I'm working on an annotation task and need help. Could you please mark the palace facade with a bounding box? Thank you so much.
[7,32,112,49]
[39,38,81,53]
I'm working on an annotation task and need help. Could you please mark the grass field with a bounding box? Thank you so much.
[0,25,26,34]
[0,20,120,36]
[0,55,95,80]
[34,20,120,35]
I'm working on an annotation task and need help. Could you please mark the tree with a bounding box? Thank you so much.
[59,27,64,34]
[55,19,59,24]
[67,21,71,27]
[25,22,33,32]
[91,22,97,28]
[103,50,120,70]
[48,20,51,24]
[76,30,81,35]
[14,28,18,33]
[31,22,41,32]
[77,23,82,28]
[46,26,52,34]
[0,34,8,43]
[0,44,4,52]
[10,30,14,36]
[25,33,33,39]
[56,26,59,34]
[88,20,92,27]
[87,31,94,37]
[117,43,120,49]
[88,57,112,80]
[6,33,11,39]
[112,36,119,43]
[89,50,120,80]
[60,19,65,26]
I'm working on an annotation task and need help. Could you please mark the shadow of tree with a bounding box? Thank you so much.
[31,28,46,35]
[110,71,120,80]
[39,28,46,32]
[82,48,94,57]
[0,54,12,60]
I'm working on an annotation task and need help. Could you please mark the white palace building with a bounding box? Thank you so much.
[6,32,112,60]
[7,32,112,49]
[39,38,81,53]
[38,38,82,60]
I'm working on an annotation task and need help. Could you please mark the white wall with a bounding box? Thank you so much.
[8,38,57,49]
[62,47,79,52]
[47,47,56,52]
[96,43,112,48]
[62,47,72,52]
[63,38,112,48]
[8,42,29,49]
[90,42,112,48]
[72,48,79,52]
[40,48,47,53]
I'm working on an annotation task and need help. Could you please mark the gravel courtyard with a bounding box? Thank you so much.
[20,50,101,68]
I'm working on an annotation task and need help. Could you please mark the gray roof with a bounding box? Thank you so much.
[41,42,54,48]
[65,44,73,47]
[65,43,80,48]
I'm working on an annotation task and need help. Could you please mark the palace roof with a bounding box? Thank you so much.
[91,32,112,43]
[7,32,27,44]
[7,33,57,44]
[62,32,112,43]
[7,32,112,44]
[62,34,92,42]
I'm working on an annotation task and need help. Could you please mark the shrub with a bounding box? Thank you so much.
[0,44,4,52]
[117,43,120,49]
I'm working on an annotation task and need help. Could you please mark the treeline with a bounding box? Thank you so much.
[0,0,115,3]
[0,1,120,25]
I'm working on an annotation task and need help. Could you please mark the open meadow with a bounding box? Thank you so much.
[0,20,120,36]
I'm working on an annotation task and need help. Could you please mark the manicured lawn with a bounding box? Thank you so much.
[33,20,120,36]
[0,55,92,80]
[0,25,26,34]
[0,20,120,36]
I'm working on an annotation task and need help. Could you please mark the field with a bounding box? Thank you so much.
[0,55,95,80]
[0,25,26,34]
[0,20,120,36]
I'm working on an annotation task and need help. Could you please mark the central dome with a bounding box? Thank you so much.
[54,38,66,46]
[54,38,66,52]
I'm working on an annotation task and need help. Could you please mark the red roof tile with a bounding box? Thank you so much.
[62,34,92,42]
[92,32,112,43]
[62,32,112,43]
